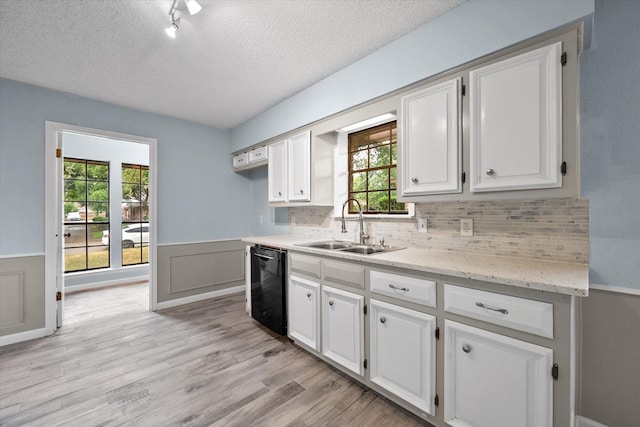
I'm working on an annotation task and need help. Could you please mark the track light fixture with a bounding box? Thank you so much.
[165,14,180,38]
[165,0,202,38]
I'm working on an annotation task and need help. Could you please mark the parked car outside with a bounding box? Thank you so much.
[66,212,82,221]
[102,223,149,248]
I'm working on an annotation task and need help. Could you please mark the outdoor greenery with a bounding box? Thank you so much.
[122,164,149,221]
[64,247,148,272]
[63,159,109,219]
[349,122,406,213]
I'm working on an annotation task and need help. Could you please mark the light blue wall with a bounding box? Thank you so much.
[230,0,595,151]
[580,0,640,290]
[0,78,253,256]
[249,168,289,236]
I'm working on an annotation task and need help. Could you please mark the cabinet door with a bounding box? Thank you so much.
[287,130,311,202]
[401,78,461,195]
[288,276,320,351]
[444,320,553,427]
[322,285,364,375]
[469,42,562,192]
[370,299,436,414]
[268,139,288,202]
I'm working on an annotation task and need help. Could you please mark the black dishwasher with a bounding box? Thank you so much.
[250,245,287,336]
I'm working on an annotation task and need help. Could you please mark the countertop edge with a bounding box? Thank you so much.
[242,235,589,297]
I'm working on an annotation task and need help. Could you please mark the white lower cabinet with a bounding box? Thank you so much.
[369,299,436,415]
[321,286,364,376]
[444,320,553,427]
[287,275,320,351]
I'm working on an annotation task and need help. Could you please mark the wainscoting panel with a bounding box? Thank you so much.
[157,240,246,303]
[0,271,24,328]
[0,255,45,337]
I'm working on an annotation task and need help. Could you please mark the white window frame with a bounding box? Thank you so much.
[333,114,415,219]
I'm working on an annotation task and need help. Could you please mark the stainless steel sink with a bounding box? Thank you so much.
[298,241,354,250]
[339,244,405,255]
[296,241,405,255]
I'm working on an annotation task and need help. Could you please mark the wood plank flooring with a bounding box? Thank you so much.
[0,283,431,426]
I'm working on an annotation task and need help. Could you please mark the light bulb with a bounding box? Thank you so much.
[165,23,177,38]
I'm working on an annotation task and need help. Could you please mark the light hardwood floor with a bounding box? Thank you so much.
[0,283,431,426]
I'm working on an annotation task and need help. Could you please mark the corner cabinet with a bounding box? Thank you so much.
[444,320,553,427]
[469,42,563,192]
[267,129,334,206]
[287,130,311,202]
[400,78,462,196]
[268,130,310,203]
[268,139,288,202]
[370,299,436,415]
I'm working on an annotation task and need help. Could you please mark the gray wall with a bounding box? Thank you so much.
[0,256,44,335]
[581,290,640,427]
[157,240,245,304]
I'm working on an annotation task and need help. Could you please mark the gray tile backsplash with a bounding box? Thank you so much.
[288,198,589,264]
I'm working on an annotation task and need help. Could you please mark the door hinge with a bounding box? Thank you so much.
[435,326,440,340]
[56,148,62,158]
[434,394,440,407]
[363,304,367,315]
[561,161,567,176]
[364,359,367,370]
[461,172,466,184]
[561,52,567,67]
[552,363,559,381]
[461,84,466,96]
[56,291,62,301]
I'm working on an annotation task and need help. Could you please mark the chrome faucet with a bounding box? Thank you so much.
[341,198,369,245]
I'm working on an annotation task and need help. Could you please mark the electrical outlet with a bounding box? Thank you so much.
[290,212,296,226]
[258,215,264,224]
[460,218,473,236]
[417,218,428,233]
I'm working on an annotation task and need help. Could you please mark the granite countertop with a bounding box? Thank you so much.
[242,234,589,297]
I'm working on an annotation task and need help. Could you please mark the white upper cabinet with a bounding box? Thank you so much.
[287,130,311,202]
[469,42,563,192]
[268,139,288,202]
[400,78,462,196]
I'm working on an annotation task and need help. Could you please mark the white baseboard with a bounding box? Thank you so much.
[576,415,608,427]
[65,275,149,294]
[154,285,244,310]
[0,327,51,347]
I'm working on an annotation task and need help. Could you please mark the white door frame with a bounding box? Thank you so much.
[44,121,158,334]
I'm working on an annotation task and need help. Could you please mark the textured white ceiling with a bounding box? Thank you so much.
[0,0,462,129]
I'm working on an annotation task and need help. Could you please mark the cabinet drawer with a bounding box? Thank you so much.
[370,270,436,308]
[444,284,553,338]
[249,146,268,163]
[232,152,249,168]
[289,253,321,279]
[324,259,365,290]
